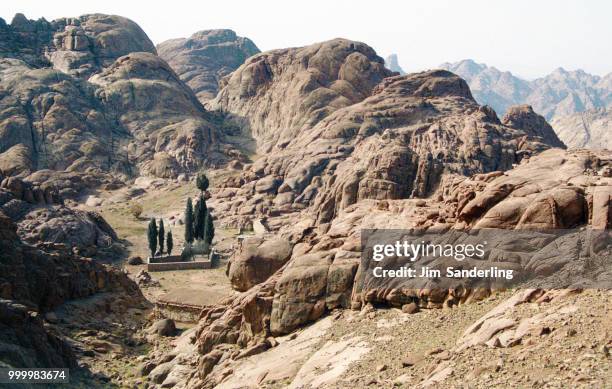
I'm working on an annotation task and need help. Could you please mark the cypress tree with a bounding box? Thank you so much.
[147,218,157,257]
[158,219,165,254]
[194,195,207,240]
[166,230,173,256]
[204,208,215,247]
[184,197,194,244]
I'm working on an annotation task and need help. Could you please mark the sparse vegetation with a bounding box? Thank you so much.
[129,202,143,219]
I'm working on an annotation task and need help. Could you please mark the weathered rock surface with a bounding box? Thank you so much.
[501,105,566,149]
[0,174,123,258]
[551,107,612,149]
[158,29,260,102]
[148,318,176,337]
[209,38,396,152]
[89,51,219,176]
[227,236,293,291]
[0,13,225,181]
[213,65,564,228]
[0,13,156,77]
[0,210,142,368]
[0,299,76,368]
[17,207,121,258]
[188,147,610,387]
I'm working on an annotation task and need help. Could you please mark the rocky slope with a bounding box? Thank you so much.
[0,210,143,370]
[145,146,610,388]
[210,47,564,230]
[551,107,612,149]
[208,38,396,153]
[136,39,607,388]
[157,29,260,103]
[0,13,225,182]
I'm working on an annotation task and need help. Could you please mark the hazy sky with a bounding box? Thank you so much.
[3,0,610,79]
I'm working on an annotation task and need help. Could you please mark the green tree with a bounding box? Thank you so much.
[184,197,194,244]
[147,218,157,257]
[158,219,165,254]
[193,195,207,240]
[196,172,209,193]
[204,208,215,247]
[166,230,173,256]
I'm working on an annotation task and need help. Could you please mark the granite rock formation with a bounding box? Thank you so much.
[551,107,612,149]
[145,39,588,388]
[157,29,260,102]
[211,60,563,230]
[209,38,396,153]
[0,13,156,77]
[0,13,223,182]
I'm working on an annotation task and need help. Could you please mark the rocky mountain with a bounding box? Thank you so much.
[0,13,228,183]
[139,38,583,387]
[384,53,405,75]
[210,40,563,230]
[440,60,611,120]
[209,38,395,153]
[1,10,610,389]
[439,59,532,118]
[157,29,260,103]
[440,59,611,149]
[528,68,610,120]
[551,107,612,149]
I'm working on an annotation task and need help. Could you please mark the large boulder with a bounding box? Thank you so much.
[17,207,119,258]
[270,251,333,335]
[227,237,293,291]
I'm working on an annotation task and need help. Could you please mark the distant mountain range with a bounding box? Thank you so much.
[385,54,405,75]
[439,59,611,149]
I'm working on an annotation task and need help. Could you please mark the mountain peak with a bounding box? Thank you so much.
[385,53,405,75]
